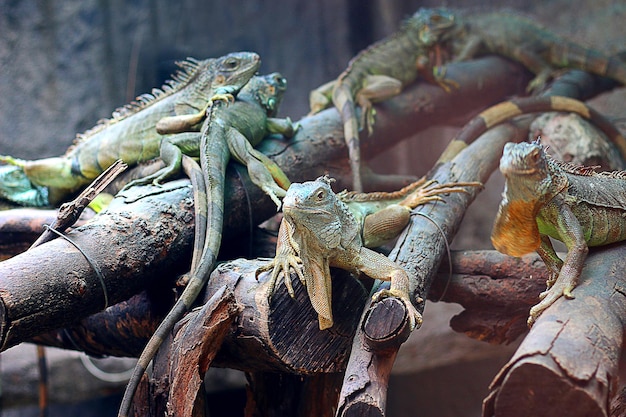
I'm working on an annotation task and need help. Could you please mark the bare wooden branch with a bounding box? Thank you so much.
[167,286,240,417]
[483,244,626,417]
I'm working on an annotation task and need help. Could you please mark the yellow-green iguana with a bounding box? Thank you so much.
[0,51,261,206]
[257,175,480,330]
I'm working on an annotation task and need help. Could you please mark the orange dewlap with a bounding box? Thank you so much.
[491,199,542,257]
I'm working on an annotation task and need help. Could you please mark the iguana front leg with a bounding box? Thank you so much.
[225,127,289,208]
[257,219,304,298]
[529,198,588,326]
[354,74,403,136]
[352,247,423,330]
[536,234,564,290]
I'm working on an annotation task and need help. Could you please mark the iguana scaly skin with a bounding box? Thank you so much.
[308,8,455,192]
[0,52,261,206]
[424,8,626,93]
[256,175,480,330]
[117,73,296,417]
[452,95,626,159]
[491,141,626,326]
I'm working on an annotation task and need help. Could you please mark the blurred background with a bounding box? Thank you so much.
[0,0,625,416]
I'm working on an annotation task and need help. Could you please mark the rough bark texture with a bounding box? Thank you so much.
[166,286,240,417]
[484,244,626,417]
[0,181,194,351]
[336,123,528,417]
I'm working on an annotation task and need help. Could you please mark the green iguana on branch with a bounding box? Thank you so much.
[0,51,261,206]
[308,8,456,192]
[117,73,297,417]
[419,7,626,93]
[491,141,626,326]
[256,175,480,331]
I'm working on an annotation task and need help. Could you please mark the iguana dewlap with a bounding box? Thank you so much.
[491,141,626,326]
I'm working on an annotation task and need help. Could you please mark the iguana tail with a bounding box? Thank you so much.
[118,114,229,417]
[332,82,363,192]
[551,42,626,85]
[454,95,626,160]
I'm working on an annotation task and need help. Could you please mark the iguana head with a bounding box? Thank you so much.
[282,176,346,249]
[0,164,49,207]
[176,51,261,114]
[499,141,554,201]
[406,7,457,47]
[240,72,288,117]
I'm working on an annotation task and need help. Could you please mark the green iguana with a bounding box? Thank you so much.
[419,7,626,93]
[117,73,297,417]
[491,141,626,326]
[256,175,480,330]
[0,51,261,206]
[308,8,456,192]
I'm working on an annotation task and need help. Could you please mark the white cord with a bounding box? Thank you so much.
[79,354,136,383]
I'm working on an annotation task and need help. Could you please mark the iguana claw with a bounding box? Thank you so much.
[372,289,423,330]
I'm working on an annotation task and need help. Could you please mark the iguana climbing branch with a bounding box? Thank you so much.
[491,141,626,326]
[308,8,456,192]
[256,175,481,330]
[0,52,261,206]
[420,7,626,93]
[117,73,297,417]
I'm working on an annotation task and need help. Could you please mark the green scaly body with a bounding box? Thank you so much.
[426,8,626,92]
[491,141,626,325]
[118,73,296,417]
[257,176,478,330]
[0,52,261,206]
[309,8,456,192]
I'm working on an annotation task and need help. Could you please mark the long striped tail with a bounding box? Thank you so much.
[551,42,626,86]
[117,118,229,417]
[333,83,363,192]
[453,96,626,160]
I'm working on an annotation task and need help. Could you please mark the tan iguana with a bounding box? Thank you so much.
[117,73,297,417]
[492,141,626,326]
[0,51,261,206]
[256,175,480,330]
[308,8,456,192]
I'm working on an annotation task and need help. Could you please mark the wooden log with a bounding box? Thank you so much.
[0,180,195,351]
[483,244,626,417]
[167,286,240,417]
[429,250,549,345]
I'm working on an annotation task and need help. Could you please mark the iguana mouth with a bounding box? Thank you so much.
[502,167,538,176]
[283,204,331,216]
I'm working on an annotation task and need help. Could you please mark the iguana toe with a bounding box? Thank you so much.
[372,289,423,330]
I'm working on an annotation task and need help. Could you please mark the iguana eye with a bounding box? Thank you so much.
[315,189,326,200]
[223,58,240,70]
